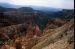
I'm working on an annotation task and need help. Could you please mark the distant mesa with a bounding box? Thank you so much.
[0,3,62,12]
[18,7,34,12]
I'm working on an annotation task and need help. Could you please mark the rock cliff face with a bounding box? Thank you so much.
[32,19,74,49]
[26,24,42,38]
[0,6,74,49]
[0,18,74,49]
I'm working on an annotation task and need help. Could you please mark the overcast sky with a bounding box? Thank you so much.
[0,0,74,9]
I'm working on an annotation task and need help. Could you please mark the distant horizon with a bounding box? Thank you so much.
[0,0,74,9]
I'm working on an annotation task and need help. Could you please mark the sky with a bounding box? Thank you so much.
[0,0,74,9]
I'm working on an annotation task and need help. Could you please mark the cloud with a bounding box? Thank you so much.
[0,0,74,9]
[0,0,9,2]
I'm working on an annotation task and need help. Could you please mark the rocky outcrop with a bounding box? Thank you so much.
[0,19,74,49]
[31,19,74,49]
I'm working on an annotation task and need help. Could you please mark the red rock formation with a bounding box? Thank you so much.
[26,24,42,38]
[44,18,67,34]
[45,18,66,29]
[33,25,42,37]
[0,33,9,42]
